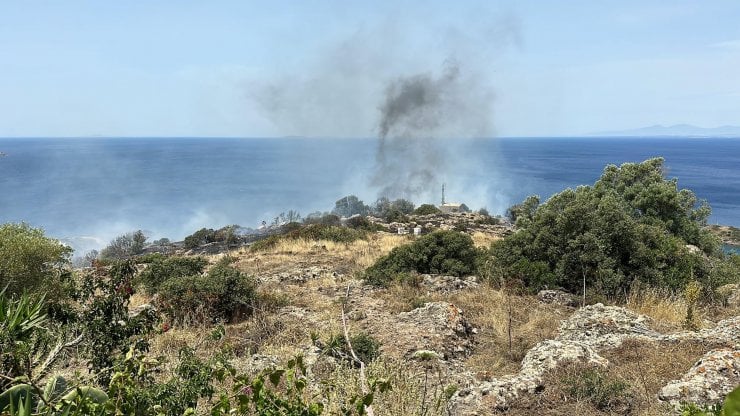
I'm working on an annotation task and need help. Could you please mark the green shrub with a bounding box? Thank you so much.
[332,195,370,218]
[364,230,478,287]
[0,290,50,389]
[0,223,73,303]
[492,158,724,297]
[326,332,381,365]
[77,261,158,383]
[158,262,256,325]
[414,204,442,215]
[137,255,208,294]
[345,216,385,232]
[290,224,366,243]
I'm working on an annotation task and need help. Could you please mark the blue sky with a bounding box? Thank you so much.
[1,1,739,137]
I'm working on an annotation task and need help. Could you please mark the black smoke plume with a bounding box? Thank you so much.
[372,60,494,201]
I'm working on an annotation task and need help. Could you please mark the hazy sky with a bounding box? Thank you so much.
[2,1,740,137]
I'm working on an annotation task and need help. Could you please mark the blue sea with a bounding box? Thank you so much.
[1,137,738,254]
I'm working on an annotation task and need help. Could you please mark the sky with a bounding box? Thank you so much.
[1,1,740,137]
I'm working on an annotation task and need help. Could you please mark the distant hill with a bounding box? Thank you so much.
[592,124,740,138]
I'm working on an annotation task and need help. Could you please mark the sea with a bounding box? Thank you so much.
[1,137,739,255]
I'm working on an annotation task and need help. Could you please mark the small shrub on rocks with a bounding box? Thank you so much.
[158,260,256,325]
[364,230,479,287]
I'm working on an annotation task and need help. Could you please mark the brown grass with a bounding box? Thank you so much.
[471,231,501,248]
[625,285,692,331]
[452,286,568,376]
[503,338,709,415]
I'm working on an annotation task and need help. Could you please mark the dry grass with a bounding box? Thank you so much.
[236,233,409,276]
[471,231,501,248]
[503,338,709,415]
[452,286,568,377]
[317,357,456,416]
[625,286,690,331]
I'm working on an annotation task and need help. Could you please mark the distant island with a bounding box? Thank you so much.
[592,124,740,138]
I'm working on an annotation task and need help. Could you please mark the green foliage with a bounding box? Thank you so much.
[0,290,51,388]
[326,333,382,365]
[492,158,723,297]
[345,216,385,232]
[373,197,415,220]
[137,255,208,294]
[414,204,442,216]
[333,195,370,218]
[99,230,147,261]
[562,366,632,411]
[183,225,241,249]
[158,260,256,325]
[289,224,366,244]
[505,195,540,225]
[364,230,479,287]
[77,261,158,383]
[0,223,73,303]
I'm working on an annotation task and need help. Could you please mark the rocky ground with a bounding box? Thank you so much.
[130,214,739,415]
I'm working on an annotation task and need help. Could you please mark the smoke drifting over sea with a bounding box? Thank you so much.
[250,16,518,207]
[373,60,494,200]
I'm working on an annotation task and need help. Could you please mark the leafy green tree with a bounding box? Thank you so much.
[505,195,540,225]
[492,158,722,297]
[0,223,72,301]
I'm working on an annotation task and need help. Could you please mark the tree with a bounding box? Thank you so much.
[0,223,72,301]
[492,158,721,297]
[99,230,147,260]
[332,195,369,218]
[506,195,540,225]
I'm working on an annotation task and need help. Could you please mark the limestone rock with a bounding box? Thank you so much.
[659,349,740,408]
[557,303,661,349]
[421,274,479,293]
[537,289,579,307]
[393,302,476,360]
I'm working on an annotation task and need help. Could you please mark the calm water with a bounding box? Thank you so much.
[1,137,738,253]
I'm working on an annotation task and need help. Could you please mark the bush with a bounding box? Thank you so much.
[77,261,158,383]
[414,204,442,215]
[345,216,385,232]
[137,255,208,294]
[289,224,366,244]
[364,230,479,287]
[158,260,256,325]
[0,223,73,302]
[326,332,381,365]
[492,158,724,297]
[183,225,241,249]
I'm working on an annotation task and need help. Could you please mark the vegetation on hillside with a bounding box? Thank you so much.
[364,230,479,286]
[489,158,732,298]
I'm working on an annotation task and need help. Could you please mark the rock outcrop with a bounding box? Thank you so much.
[537,289,579,307]
[451,304,740,414]
[392,302,476,360]
[659,349,740,408]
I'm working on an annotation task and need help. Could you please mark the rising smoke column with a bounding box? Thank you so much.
[372,60,495,201]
